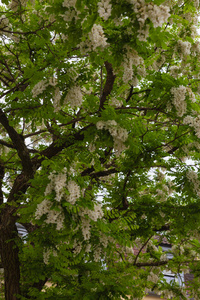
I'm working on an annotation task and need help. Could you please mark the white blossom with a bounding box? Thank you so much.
[171,85,187,117]
[98,0,112,20]
[88,24,107,49]
[99,233,109,248]
[170,66,180,78]
[187,170,200,196]
[122,47,144,83]
[62,0,76,8]
[96,120,128,155]
[93,246,102,262]
[53,87,61,112]
[0,15,10,30]
[64,86,83,108]
[65,180,80,205]
[147,272,159,284]
[43,248,51,264]
[35,199,52,219]
[32,80,48,98]
[177,40,191,58]
[133,0,170,35]
[9,0,28,11]
[45,171,67,202]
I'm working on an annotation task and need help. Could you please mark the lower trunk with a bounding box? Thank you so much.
[0,219,21,300]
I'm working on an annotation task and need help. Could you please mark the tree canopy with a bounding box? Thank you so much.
[0,0,200,299]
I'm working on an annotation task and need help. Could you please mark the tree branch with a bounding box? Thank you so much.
[0,108,33,178]
[99,61,116,109]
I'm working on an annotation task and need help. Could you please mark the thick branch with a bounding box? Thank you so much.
[99,61,116,109]
[0,160,4,205]
[0,109,33,177]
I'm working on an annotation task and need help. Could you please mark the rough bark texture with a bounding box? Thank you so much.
[0,215,20,300]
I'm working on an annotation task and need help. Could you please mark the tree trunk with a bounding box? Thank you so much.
[0,217,20,300]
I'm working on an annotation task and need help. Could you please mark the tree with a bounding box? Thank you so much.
[0,0,200,299]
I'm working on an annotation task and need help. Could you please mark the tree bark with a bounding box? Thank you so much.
[0,215,20,300]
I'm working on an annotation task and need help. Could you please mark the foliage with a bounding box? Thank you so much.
[0,0,200,299]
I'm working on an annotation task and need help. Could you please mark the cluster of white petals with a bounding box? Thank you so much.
[109,98,123,108]
[170,66,180,78]
[177,40,191,58]
[147,272,159,284]
[183,115,200,138]
[98,0,112,20]
[43,248,51,264]
[156,184,171,202]
[88,24,107,49]
[65,180,80,205]
[35,198,65,230]
[32,80,48,98]
[35,198,52,219]
[45,209,65,230]
[0,15,10,30]
[187,170,200,197]
[99,233,109,248]
[132,0,170,39]
[45,171,67,202]
[122,47,144,83]
[64,86,83,108]
[73,239,82,255]
[171,85,187,117]
[93,246,102,262]
[9,0,28,11]
[96,120,128,155]
[53,87,62,112]
[62,0,76,8]
[43,248,57,265]
[79,203,104,222]
[45,171,81,205]
[145,4,170,27]
[78,203,104,240]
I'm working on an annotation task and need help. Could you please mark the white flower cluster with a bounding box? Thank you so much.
[64,86,83,108]
[93,245,102,262]
[63,10,78,22]
[45,171,81,205]
[32,80,48,98]
[170,66,180,78]
[62,0,76,8]
[45,171,67,202]
[35,198,65,230]
[109,98,123,108]
[43,248,57,264]
[9,0,28,11]
[98,0,112,20]
[156,184,170,202]
[132,0,170,39]
[53,87,61,112]
[78,203,104,240]
[147,272,159,284]
[187,170,200,197]
[73,239,82,255]
[183,115,200,138]
[177,40,191,58]
[96,120,128,154]
[171,85,187,117]
[88,24,107,50]
[45,208,65,230]
[65,180,80,205]
[0,15,10,31]
[122,47,144,83]
[99,233,109,248]
[145,3,170,27]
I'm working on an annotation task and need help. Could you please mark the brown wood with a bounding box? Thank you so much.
[0,218,20,300]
